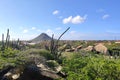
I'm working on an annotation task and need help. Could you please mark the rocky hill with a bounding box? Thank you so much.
[31,33,52,43]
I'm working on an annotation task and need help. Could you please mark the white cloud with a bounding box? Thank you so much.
[55,27,62,30]
[72,15,86,24]
[63,16,72,24]
[31,27,36,30]
[102,14,110,20]
[53,10,59,15]
[63,15,87,24]
[23,29,28,33]
[46,29,54,35]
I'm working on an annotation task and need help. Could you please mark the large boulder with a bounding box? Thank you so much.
[4,63,62,80]
[4,68,21,80]
[0,66,14,80]
[19,65,55,80]
[94,43,108,54]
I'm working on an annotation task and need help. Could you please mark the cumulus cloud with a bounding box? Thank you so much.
[102,14,110,20]
[63,15,87,24]
[31,27,36,30]
[63,16,72,24]
[23,29,28,33]
[53,10,59,15]
[46,29,54,35]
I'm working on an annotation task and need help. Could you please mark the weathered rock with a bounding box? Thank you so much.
[0,66,13,80]
[4,66,23,80]
[75,45,83,51]
[46,60,62,72]
[19,65,60,80]
[58,44,71,51]
[12,74,20,80]
[83,46,94,51]
[76,45,82,49]
[65,49,75,52]
[94,43,108,54]
[37,63,50,71]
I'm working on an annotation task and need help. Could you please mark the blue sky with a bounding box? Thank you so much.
[0,0,120,40]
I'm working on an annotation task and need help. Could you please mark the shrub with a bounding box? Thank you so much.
[17,49,54,60]
[62,52,120,80]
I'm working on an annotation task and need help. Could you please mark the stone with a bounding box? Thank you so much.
[94,43,108,54]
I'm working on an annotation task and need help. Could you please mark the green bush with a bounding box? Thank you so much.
[0,48,19,57]
[0,48,20,69]
[17,49,54,60]
[62,53,120,80]
[0,49,54,70]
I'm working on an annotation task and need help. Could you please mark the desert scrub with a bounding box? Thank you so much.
[62,52,120,80]
[0,49,54,70]
[0,48,19,69]
[0,47,19,57]
[17,49,54,60]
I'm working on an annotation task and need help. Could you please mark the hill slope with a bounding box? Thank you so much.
[31,33,52,43]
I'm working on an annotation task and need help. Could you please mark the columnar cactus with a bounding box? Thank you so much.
[5,29,10,48]
[50,27,70,60]
[1,33,5,51]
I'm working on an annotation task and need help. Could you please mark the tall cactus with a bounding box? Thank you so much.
[17,38,20,45]
[1,33,5,51]
[50,27,70,60]
[5,29,10,48]
[16,38,20,49]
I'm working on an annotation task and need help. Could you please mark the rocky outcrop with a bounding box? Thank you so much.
[2,60,65,80]
[75,45,83,51]
[19,65,55,80]
[83,46,94,52]
[94,43,108,54]
[58,44,71,51]
[0,66,14,80]
[65,49,75,52]
[3,64,63,80]
[1,49,66,80]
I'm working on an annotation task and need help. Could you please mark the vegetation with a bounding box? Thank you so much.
[50,27,70,61]
[1,29,120,80]
[62,52,120,80]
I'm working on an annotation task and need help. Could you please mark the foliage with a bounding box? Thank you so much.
[106,43,120,57]
[0,48,54,70]
[107,43,120,50]
[0,48,19,69]
[0,47,19,57]
[62,52,120,80]
[17,49,54,60]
